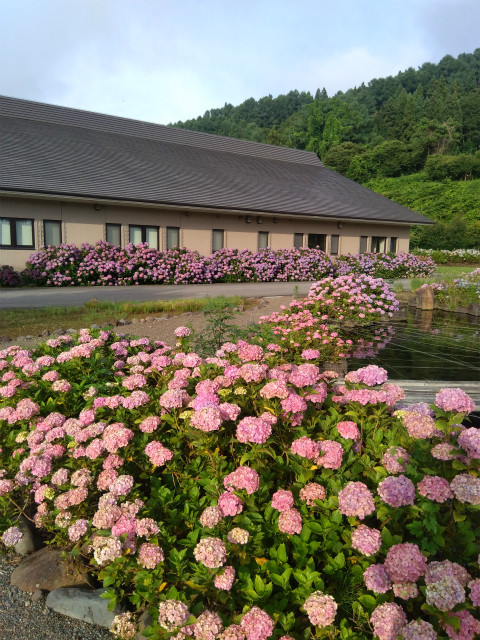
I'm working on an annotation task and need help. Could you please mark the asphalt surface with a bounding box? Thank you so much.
[0,282,313,309]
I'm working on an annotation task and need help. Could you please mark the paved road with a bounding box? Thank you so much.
[0,281,314,309]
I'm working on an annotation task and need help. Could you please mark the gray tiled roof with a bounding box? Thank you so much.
[0,96,433,225]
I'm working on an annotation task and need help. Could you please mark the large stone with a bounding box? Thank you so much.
[46,587,125,628]
[10,546,89,592]
[135,610,154,640]
[415,286,434,310]
[13,514,37,555]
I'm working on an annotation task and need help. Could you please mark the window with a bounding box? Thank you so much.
[166,226,180,250]
[106,223,121,246]
[129,225,159,249]
[371,236,386,253]
[0,218,34,248]
[212,229,224,252]
[390,237,397,253]
[307,234,326,251]
[258,231,269,249]
[359,236,368,253]
[330,234,339,255]
[294,233,303,249]
[44,220,62,247]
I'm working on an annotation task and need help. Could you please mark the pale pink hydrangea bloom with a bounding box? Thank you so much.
[110,474,134,497]
[425,561,471,588]
[175,326,191,338]
[316,440,343,469]
[468,578,480,606]
[190,407,223,432]
[220,625,245,640]
[291,437,320,460]
[111,612,137,640]
[138,543,164,569]
[458,428,480,459]
[145,441,174,466]
[52,379,72,393]
[450,473,480,505]
[139,416,161,433]
[303,591,337,627]
[218,491,243,516]
[92,535,123,565]
[441,610,478,640]
[192,610,223,640]
[370,603,406,640]
[299,483,326,505]
[259,380,289,399]
[236,416,272,444]
[435,388,475,414]
[363,564,392,593]
[237,343,264,362]
[280,392,307,414]
[278,507,302,534]
[159,389,190,410]
[417,475,453,502]
[351,525,382,555]
[401,411,437,439]
[42,370,59,382]
[135,518,159,538]
[200,506,223,528]
[384,543,426,583]
[214,566,235,591]
[0,479,15,496]
[336,421,360,440]
[345,365,388,386]
[97,469,118,491]
[227,528,250,544]
[393,582,419,600]
[381,446,410,474]
[158,600,190,631]
[68,519,88,542]
[193,537,227,568]
[377,475,415,507]
[401,620,437,640]
[240,607,274,640]
[223,467,259,494]
[431,442,460,461]
[288,364,320,387]
[1,526,23,547]
[426,576,465,611]
[338,482,375,519]
[271,490,294,512]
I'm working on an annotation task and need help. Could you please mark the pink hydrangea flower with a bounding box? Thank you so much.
[240,607,274,640]
[227,528,249,544]
[299,483,326,506]
[469,578,480,606]
[214,566,235,591]
[450,473,480,505]
[316,440,343,469]
[193,610,223,640]
[145,441,174,466]
[278,508,302,534]
[393,582,419,600]
[351,525,382,555]
[174,326,191,338]
[381,446,410,473]
[338,482,375,519]
[271,489,294,512]
[1,526,23,547]
[138,543,164,569]
[363,564,392,593]
[401,411,436,439]
[200,506,223,528]
[384,543,426,583]
[435,388,475,414]
[345,365,388,386]
[236,416,272,444]
[139,416,161,433]
[417,475,453,502]
[458,428,480,459]
[158,600,190,631]
[68,519,88,542]
[370,603,406,640]
[193,537,227,569]
[426,576,465,611]
[218,491,243,516]
[303,591,337,628]
[377,475,415,507]
[441,610,478,640]
[223,467,259,494]
[190,407,223,432]
[401,620,437,640]
[291,437,320,459]
[336,421,360,439]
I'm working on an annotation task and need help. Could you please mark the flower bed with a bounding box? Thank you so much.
[18,243,434,287]
[1,321,479,640]
[414,249,480,265]
[419,269,480,308]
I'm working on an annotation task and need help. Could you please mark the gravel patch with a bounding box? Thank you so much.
[0,554,112,640]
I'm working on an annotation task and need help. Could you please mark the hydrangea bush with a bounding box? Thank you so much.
[414,249,480,265]
[21,242,434,287]
[0,265,21,287]
[1,320,479,640]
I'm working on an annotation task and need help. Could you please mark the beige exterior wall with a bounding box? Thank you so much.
[1,195,411,271]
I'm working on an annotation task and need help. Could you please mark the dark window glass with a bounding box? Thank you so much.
[294,233,303,249]
[330,234,339,255]
[212,229,224,252]
[44,220,62,246]
[359,236,368,253]
[106,224,121,246]
[371,236,386,253]
[0,218,34,248]
[258,231,269,249]
[307,234,326,251]
[390,237,397,253]
[166,227,180,250]
[129,225,159,249]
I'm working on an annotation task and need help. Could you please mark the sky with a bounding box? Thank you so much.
[0,0,479,126]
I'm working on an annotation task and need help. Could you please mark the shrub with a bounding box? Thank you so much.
[413,248,480,264]
[334,252,436,279]
[0,265,21,287]
[1,321,479,639]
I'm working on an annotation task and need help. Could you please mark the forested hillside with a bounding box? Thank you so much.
[173,50,480,248]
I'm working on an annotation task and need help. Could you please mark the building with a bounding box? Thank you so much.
[0,96,433,271]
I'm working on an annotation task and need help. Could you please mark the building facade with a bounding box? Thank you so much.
[0,96,432,271]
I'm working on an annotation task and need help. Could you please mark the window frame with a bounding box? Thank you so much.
[359,236,368,253]
[307,233,326,251]
[371,236,387,254]
[390,237,398,253]
[129,224,159,249]
[166,226,180,251]
[294,233,304,249]
[0,217,35,249]
[258,231,269,250]
[212,229,225,252]
[43,219,62,247]
[330,234,339,255]
[106,223,122,247]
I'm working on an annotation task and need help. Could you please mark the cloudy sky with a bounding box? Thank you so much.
[1,0,478,125]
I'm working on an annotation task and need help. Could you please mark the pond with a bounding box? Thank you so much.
[345,309,480,381]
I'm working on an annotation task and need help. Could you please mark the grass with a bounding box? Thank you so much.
[411,265,478,290]
[0,296,249,340]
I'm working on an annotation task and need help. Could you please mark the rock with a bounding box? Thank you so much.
[10,546,89,592]
[139,318,146,323]
[131,318,139,324]
[0,335,12,342]
[25,335,35,340]
[66,328,78,335]
[41,329,50,337]
[31,589,44,602]
[116,318,129,326]
[135,610,153,640]
[182,311,194,317]
[46,587,125,628]
[415,286,434,310]
[13,515,37,555]
[468,303,480,316]
[15,336,26,342]
[90,324,100,330]
[53,328,67,335]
